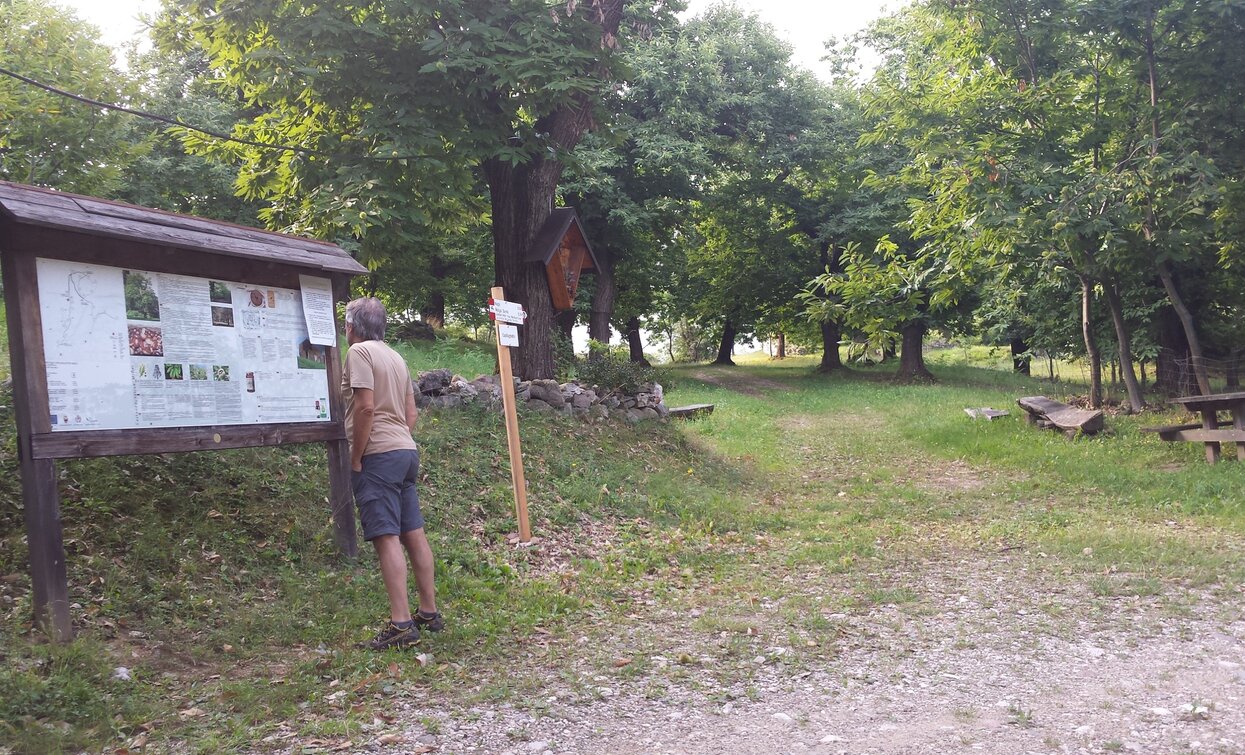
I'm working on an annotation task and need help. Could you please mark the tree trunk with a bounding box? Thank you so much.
[1102,281,1145,412]
[485,156,561,380]
[478,2,623,381]
[1156,262,1212,395]
[625,316,650,366]
[1154,306,1186,395]
[588,247,615,347]
[1010,336,1030,375]
[1140,10,1211,396]
[1079,274,1103,409]
[895,320,933,382]
[775,332,786,359]
[818,319,843,373]
[713,319,736,366]
[420,291,445,329]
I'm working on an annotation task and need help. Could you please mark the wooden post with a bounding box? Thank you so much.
[491,286,532,542]
[2,249,72,641]
[324,293,358,558]
[1200,408,1222,464]
[1232,400,1245,463]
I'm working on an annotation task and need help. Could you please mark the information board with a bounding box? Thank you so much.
[36,258,334,431]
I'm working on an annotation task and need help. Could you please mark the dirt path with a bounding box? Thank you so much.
[686,367,790,397]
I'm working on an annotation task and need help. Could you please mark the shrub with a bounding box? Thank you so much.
[578,344,672,396]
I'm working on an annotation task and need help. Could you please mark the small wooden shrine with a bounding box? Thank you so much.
[524,208,599,311]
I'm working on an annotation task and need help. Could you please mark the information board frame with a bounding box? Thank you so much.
[0,181,369,640]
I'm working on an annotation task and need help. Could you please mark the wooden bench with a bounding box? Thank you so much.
[669,403,714,420]
[1016,396,1104,438]
[1140,419,1228,441]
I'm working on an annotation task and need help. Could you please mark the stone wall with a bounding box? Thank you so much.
[413,369,668,423]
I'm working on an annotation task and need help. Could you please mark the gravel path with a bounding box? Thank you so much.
[368,558,1245,755]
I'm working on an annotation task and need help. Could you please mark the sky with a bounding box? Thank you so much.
[60,0,907,78]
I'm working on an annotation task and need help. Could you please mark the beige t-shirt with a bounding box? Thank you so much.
[342,339,417,457]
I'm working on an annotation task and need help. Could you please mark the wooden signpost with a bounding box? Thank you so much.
[0,181,367,641]
[488,286,532,543]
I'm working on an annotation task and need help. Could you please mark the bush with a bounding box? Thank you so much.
[578,343,672,396]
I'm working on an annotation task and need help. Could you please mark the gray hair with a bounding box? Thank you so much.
[345,297,387,341]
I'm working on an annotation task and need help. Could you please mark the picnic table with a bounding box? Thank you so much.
[1150,391,1245,464]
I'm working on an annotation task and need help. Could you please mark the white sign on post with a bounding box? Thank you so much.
[488,298,527,324]
[498,323,520,347]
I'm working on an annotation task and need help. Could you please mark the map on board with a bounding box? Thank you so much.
[36,258,334,432]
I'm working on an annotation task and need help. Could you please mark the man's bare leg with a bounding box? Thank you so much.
[400,528,437,615]
[373,534,412,623]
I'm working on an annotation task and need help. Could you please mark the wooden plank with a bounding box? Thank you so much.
[21,458,71,641]
[31,422,344,459]
[0,180,365,274]
[2,199,366,275]
[670,403,715,419]
[1200,409,1223,463]
[1169,391,1245,410]
[965,407,1009,420]
[2,248,71,640]
[1161,428,1245,444]
[1017,396,1103,435]
[1140,422,1206,434]
[492,286,532,543]
[323,299,357,558]
[0,182,84,212]
[1233,401,1245,463]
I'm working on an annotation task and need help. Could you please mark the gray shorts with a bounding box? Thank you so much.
[352,448,424,540]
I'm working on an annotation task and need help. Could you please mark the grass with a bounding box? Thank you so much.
[2,338,1244,752]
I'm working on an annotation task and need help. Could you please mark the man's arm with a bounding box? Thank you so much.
[350,387,375,472]
[405,381,419,433]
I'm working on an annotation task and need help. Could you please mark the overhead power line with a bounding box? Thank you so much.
[0,66,425,162]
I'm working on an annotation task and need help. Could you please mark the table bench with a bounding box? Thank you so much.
[1016,396,1104,438]
[1151,391,1245,464]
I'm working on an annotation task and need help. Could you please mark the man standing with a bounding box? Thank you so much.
[343,297,443,649]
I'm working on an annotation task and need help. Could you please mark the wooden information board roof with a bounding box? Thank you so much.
[0,181,367,276]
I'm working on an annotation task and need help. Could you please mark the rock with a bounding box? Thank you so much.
[819,735,846,744]
[571,393,594,410]
[417,368,453,395]
[621,397,637,410]
[1075,725,1094,736]
[516,382,532,401]
[429,395,464,409]
[528,380,566,408]
[603,396,621,410]
[1150,707,1172,716]
[449,379,479,399]
[625,409,645,424]
[527,740,550,752]
[772,712,795,726]
[112,667,132,681]
[527,399,556,414]
[590,405,609,420]
[418,734,438,745]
